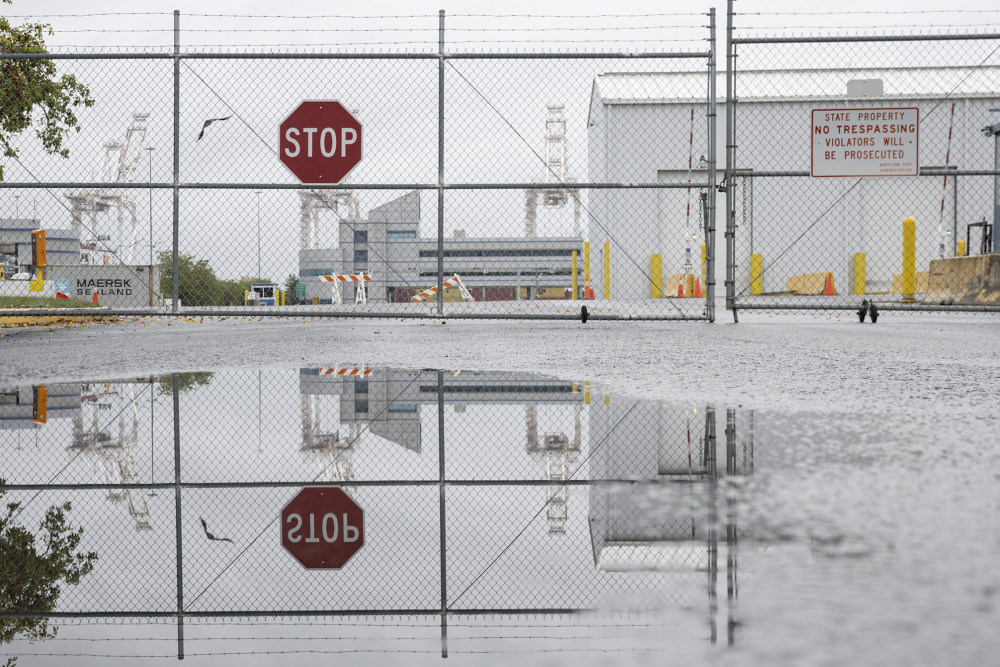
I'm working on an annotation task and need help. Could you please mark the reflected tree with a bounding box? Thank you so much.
[157,371,214,396]
[0,482,98,666]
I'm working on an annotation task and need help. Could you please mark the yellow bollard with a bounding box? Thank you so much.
[583,242,590,283]
[902,217,916,302]
[853,253,866,295]
[957,240,966,257]
[650,254,663,298]
[750,254,762,295]
[685,273,695,298]
[701,242,707,292]
[603,242,611,299]
[584,381,591,405]
[572,251,579,299]
[29,267,44,292]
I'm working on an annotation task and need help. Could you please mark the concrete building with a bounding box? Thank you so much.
[299,191,585,304]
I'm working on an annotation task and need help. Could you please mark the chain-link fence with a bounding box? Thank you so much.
[1,369,754,658]
[725,1,1000,317]
[0,11,718,321]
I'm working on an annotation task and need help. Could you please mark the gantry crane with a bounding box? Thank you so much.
[526,403,582,534]
[524,104,582,238]
[66,112,150,265]
[68,383,152,531]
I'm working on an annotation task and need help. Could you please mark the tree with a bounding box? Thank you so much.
[283,273,300,305]
[158,250,222,307]
[0,1,94,181]
[0,482,98,666]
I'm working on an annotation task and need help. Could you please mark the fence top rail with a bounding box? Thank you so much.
[0,50,711,61]
[733,31,1000,45]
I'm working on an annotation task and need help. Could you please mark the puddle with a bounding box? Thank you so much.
[2,368,998,665]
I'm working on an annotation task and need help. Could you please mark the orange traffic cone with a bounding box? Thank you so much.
[92,290,99,305]
[693,278,703,298]
[822,273,837,296]
[583,280,595,300]
[677,282,685,298]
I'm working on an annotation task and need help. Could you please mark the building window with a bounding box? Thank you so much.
[388,230,417,239]
[354,230,368,244]
[387,403,418,413]
[354,249,368,264]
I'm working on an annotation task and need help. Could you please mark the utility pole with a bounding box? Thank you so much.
[146,146,155,267]
[985,110,1000,254]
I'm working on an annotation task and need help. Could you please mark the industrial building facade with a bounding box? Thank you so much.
[299,191,586,304]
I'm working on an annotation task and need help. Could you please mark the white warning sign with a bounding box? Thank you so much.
[811,107,919,177]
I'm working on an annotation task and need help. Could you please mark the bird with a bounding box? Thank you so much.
[200,517,233,542]
[869,301,879,324]
[581,305,589,324]
[197,116,232,140]
[857,299,869,323]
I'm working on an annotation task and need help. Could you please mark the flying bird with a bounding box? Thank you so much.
[869,301,879,324]
[857,299,869,323]
[197,116,232,140]
[200,517,233,542]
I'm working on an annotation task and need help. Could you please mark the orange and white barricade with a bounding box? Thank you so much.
[318,366,372,377]
[319,274,371,305]
[412,274,474,303]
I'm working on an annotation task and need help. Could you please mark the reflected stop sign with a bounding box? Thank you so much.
[279,100,362,184]
[281,487,364,569]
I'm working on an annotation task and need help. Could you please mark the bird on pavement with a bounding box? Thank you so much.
[857,299,869,323]
[869,301,879,323]
[200,517,233,542]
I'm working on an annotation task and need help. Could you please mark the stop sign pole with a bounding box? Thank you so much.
[279,100,362,184]
[281,486,365,569]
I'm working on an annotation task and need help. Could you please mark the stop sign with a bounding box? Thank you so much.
[279,101,362,184]
[281,486,364,569]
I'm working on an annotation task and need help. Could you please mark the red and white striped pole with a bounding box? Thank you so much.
[938,103,956,258]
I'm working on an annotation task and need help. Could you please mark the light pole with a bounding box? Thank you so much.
[145,147,155,267]
[984,109,1000,254]
[13,194,20,219]
[255,190,262,279]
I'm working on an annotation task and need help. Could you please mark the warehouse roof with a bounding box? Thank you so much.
[591,66,1000,106]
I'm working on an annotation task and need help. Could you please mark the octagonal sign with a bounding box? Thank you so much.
[281,486,364,569]
[279,101,362,184]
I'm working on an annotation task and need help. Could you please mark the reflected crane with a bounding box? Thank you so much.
[68,383,152,531]
[526,403,582,534]
[66,112,150,265]
[300,393,361,498]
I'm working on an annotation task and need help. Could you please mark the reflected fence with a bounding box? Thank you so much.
[0,11,718,322]
[1,369,755,658]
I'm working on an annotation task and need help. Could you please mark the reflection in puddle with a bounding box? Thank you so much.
[2,366,991,663]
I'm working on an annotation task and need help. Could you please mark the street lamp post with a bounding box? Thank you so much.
[145,147,155,267]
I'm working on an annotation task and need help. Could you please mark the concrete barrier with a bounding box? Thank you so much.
[923,254,1000,305]
[786,272,836,295]
[892,271,928,294]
